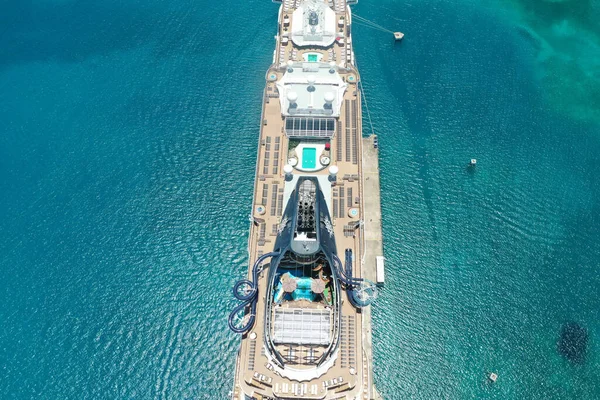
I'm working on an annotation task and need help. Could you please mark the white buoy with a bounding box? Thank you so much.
[283,164,294,180]
[328,165,339,181]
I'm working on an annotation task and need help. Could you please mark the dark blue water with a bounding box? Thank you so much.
[1,0,599,398]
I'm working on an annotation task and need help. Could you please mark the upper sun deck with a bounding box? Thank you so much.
[277,63,348,118]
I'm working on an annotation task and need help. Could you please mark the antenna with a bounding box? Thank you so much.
[287,91,298,110]
[307,75,316,92]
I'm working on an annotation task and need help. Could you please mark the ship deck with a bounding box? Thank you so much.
[231,0,382,398]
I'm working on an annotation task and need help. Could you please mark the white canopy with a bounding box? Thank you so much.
[291,0,337,47]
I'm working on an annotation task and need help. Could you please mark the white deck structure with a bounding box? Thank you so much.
[276,63,347,117]
[273,308,332,345]
[376,256,385,285]
[291,0,337,47]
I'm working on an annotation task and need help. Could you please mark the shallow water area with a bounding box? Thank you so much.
[495,0,600,122]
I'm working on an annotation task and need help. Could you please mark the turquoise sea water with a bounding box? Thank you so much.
[1,0,599,399]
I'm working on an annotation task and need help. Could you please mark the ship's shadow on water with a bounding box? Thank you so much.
[557,322,588,364]
[465,164,477,176]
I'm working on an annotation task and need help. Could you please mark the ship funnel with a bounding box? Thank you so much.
[307,75,316,92]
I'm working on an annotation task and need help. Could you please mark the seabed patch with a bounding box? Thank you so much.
[557,322,588,364]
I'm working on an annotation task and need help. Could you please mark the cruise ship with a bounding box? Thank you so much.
[229,0,383,398]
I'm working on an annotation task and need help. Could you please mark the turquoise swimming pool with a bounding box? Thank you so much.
[292,278,315,301]
[273,276,316,302]
[302,148,317,169]
[307,54,318,62]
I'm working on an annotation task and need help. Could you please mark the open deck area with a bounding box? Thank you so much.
[230,0,383,398]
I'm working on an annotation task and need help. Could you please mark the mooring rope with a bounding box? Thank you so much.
[353,13,395,34]
[354,58,376,138]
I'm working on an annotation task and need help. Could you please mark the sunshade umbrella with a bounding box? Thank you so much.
[282,279,297,293]
[311,278,326,294]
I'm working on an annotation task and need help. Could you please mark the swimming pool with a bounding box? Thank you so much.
[307,54,318,62]
[273,276,316,302]
[302,148,317,169]
[293,278,316,301]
